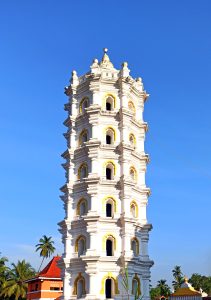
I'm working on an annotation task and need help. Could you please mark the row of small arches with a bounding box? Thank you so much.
[77,162,138,181]
[77,197,138,218]
[78,127,136,147]
[73,272,141,299]
[75,234,140,257]
[79,95,136,114]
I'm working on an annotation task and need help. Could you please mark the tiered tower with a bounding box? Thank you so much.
[59,49,153,300]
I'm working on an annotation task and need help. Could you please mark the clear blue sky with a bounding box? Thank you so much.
[0,0,211,286]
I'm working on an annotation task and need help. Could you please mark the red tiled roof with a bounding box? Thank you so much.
[38,256,61,278]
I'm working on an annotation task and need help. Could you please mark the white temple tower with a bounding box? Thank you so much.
[59,49,153,300]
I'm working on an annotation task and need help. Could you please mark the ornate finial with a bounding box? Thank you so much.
[70,70,79,86]
[120,61,130,77]
[90,58,99,74]
[100,48,114,68]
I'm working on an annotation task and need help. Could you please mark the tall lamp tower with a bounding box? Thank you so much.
[59,49,153,300]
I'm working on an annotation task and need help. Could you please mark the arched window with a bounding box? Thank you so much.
[79,130,88,146]
[105,278,113,298]
[129,167,137,182]
[132,279,138,296]
[77,279,83,299]
[78,163,88,180]
[76,198,87,216]
[105,127,115,145]
[103,196,117,217]
[106,202,112,217]
[129,133,136,148]
[128,101,136,114]
[105,161,115,180]
[79,97,89,114]
[75,235,86,257]
[106,167,112,180]
[73,273,86,298]
[130,201,138,218]
[105,95,115,111]
[100,274,119,297]
[106,238,114,256]
[131,237,139,256]
[132,275,141,297]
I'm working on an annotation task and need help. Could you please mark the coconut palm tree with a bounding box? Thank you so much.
[0,260,35,300]
[172,265,184,291]
[0,254,9,289]
[157,279,171,296]
[35,235,55,272]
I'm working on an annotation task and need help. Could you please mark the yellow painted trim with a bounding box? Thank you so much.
[104,126,116,141]
[73,273,86,295]
[77,163,88,180]
[103,93,116,109]
[100,273,119,295]
[76,198,87,215]
[79,97,89,113]
[131,237,139,255]
[128,100,136,113]
[132,274,141,296]
[129,166,137,182]
[103,160,116,176]
[129,133,136,146]
[78,129,88,146]
[75,235,86,252]
[130,200,138,218]
[102,233,116,251]
[102,196,117,212]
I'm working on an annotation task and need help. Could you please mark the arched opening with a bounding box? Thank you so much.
[75,236,86,257]
[79,130,88,146]
[80,98,89,114]
[105,278,112,298]
[77,279,84,298]
[106,167,112,180]
[132,275,141,297]
[106,102,111,111]
[105,162,115,180]
[129,167,137,182]
[106,202,112,217]
[78,164,88,180]
[128,101,136,114]
[105,95,115,111]
[78,237,86,256]
[130,201,138,218]
[76,198,87,217]
[80,201,86,216]
[106,238,113,256]
[129,134,135,147]
[105,127,115,145]
[106,134,111,144]
[132,279,138,296]
[131,238,139,256]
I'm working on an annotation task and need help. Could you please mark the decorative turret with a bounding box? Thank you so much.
[59,49,153,300]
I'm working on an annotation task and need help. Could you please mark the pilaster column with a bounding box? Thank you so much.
[142,275,151,300]
[63,270,72,300]
[141,231,149,259]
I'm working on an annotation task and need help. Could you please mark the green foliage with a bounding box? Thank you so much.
[189,273,211,296]
[150,286,161,300]
[172,265,184,292]
[150,279,171,299]
[35,235,55,272]
[0,260,35,300]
